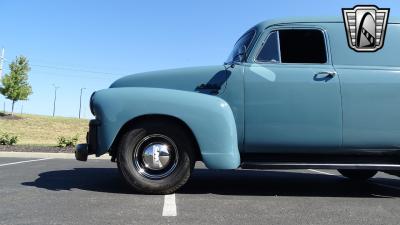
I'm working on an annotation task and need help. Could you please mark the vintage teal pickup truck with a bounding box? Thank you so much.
[76,17,400,194]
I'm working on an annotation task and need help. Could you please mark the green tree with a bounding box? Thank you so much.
[0,56,32,115]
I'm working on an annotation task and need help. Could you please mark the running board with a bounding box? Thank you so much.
[241,162,400,170]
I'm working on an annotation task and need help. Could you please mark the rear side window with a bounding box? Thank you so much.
[279,29,327,64]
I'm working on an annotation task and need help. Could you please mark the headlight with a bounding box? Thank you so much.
[89,92,96,116]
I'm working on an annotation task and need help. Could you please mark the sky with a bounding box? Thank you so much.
[0,0,399,118]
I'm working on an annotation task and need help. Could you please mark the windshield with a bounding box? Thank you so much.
[226,30,256,63]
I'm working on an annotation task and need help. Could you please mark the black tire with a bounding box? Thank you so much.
[337,169,377,180]
[117,120,195,194]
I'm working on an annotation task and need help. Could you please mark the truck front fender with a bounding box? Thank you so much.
[92,87,240,169]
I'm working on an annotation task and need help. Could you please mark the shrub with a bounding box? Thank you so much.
[0,133,18,145]
[57,135,79,148]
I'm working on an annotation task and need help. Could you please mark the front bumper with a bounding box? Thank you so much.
[75,119,100,161]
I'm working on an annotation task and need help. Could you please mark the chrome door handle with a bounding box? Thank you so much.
[315,71,336,78]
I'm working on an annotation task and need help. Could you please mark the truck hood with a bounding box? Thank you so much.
[109,65,231,95]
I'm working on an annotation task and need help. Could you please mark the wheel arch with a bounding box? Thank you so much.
[109,114,202,162]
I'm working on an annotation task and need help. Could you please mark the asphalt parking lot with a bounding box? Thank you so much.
[1,156,400,225]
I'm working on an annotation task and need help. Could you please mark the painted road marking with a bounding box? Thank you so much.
[308,169,336,176]
[162,194,177,217]
[0,158,52,167]
[0,151,110,160]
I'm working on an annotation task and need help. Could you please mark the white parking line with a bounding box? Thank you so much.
[0,152,110,160]
[0,158,52,167]
[162,194,177,217]
[308,169,337,176]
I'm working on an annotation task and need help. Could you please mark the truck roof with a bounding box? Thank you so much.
[252,17,400,31]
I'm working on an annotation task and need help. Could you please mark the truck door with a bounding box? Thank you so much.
[244,27,342,153]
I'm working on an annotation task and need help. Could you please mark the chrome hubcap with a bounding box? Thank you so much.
[142,143,171,170]
[133,134,179,179]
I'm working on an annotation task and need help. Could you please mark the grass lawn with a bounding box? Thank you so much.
[0,113,88,146]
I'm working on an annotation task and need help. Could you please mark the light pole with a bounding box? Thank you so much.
[0,48,4,81]
[52,84,59,117]
[79,87,86,119]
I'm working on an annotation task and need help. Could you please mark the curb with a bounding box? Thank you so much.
[0,151,111,160]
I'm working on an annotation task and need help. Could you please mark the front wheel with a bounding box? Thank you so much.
[338,169,377,181]
[117,121,195,194]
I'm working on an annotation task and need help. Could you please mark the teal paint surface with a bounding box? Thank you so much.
[92,88,240,169]
[90,17,400,168]
[244,63,342,153]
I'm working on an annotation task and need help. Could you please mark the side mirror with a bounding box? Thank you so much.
[237,45,247,62]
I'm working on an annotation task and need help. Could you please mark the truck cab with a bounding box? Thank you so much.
[76,17,400,194]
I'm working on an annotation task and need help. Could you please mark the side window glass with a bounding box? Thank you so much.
[279,29,327,64]
[256,31,280,63]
